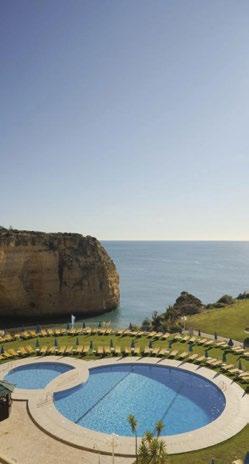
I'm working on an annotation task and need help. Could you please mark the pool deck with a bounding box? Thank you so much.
[0,356,249,461]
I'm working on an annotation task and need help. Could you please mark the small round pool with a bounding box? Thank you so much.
[5,362,73,389]
[54,363,226,436]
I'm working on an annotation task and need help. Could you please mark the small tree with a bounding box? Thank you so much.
[128,415,138,463]
[138,423,167,464]
[155,420,164,437]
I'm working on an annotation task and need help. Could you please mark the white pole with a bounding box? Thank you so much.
[111,433,118,464]
[112,434,114,464]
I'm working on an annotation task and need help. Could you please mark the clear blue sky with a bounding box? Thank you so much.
[1,1,249,240]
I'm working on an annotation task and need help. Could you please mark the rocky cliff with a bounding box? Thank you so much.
[0,229,120,320]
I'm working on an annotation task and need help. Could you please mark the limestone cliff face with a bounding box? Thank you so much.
[0,229,120,320]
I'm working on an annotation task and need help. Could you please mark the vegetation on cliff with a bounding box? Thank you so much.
[142,290,249,339]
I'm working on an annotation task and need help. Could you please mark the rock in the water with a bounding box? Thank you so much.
[0,229,120,320]
[173,291,203,315]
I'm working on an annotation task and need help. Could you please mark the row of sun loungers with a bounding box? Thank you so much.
[0,327,173,343]
[0,343,248,384]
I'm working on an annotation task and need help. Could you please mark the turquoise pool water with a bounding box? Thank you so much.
[54,363,226,436]
[5,362,73,389]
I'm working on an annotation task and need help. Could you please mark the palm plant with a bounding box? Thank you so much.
[149,438,160,464]
[157,440,167,464]
[155,420,164,437]
[144,431,153,443]
[137,426,167,464]
[139,440,150,463]
[128,414,138,463]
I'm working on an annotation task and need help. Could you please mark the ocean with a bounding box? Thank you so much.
[84,241,249,328]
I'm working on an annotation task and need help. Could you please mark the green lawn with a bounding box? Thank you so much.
[168,424,249,464]
[0,330,249,463]
[186,299,249,342]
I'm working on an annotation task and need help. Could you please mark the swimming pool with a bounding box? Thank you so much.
[54,363,226,436]
[5,362,73,389]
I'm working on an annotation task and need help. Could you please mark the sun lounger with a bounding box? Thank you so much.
[188,353,199,362]
[173,334,182,341]
[232,347,245,354]
[74,345,83,355]
[3,334,13,342]
[212,360,223,367]
[198,338,208,345]
[28,330,36,338]
[221,363,234,371]
[116,329,124,336]
[114,346,121,355]
[65,346,73,355]
[17,346,29,357]
[48,346,58,355]
[240,376,249,384]
[134,346,140,356]
[203,340,214,347]
[189,337,196,343]
[2,351,12,359]
[228,368,241,375]
[136,331,143,337]
[168,350,178,358]
[238,371,249,379]
[158,349,169,357]
[152,347,161,356]
[195,355,205,364]
[143,346,152,355]
[162,333,170,340]
[7,348,18,357]
[47,329,54,336]
[215,341,227,347]
[40,330,48,337]
[97,346,104,356]
[57,345,66,355]
[205,358,217,366]
[178,351,188,360]
[148,332,157,338]
[104,346,111,355]
[82,345,90,355]
[124,346,131,355]
[39,345,48,355]
[25,345,35,355]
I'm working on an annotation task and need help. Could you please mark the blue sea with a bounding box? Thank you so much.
[84,241,249,328]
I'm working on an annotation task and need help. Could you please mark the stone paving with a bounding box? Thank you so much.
[0,356,249,463]
[0,401,132,464]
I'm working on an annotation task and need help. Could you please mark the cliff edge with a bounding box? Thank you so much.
[0,229,120,320]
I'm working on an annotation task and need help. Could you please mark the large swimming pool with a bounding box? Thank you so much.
[54,363,226,436]
[5,362,73,389]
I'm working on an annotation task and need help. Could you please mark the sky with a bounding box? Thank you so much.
[1,0,249,240]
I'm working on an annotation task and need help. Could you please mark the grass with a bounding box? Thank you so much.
[167,424,249,464]
[186,299,249,342]
[0,330,249,463]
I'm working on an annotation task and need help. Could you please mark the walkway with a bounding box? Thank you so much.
[0,401,132,464]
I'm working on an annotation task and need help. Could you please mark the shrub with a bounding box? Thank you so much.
[217,294,234,305]
[243,337,249,348]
